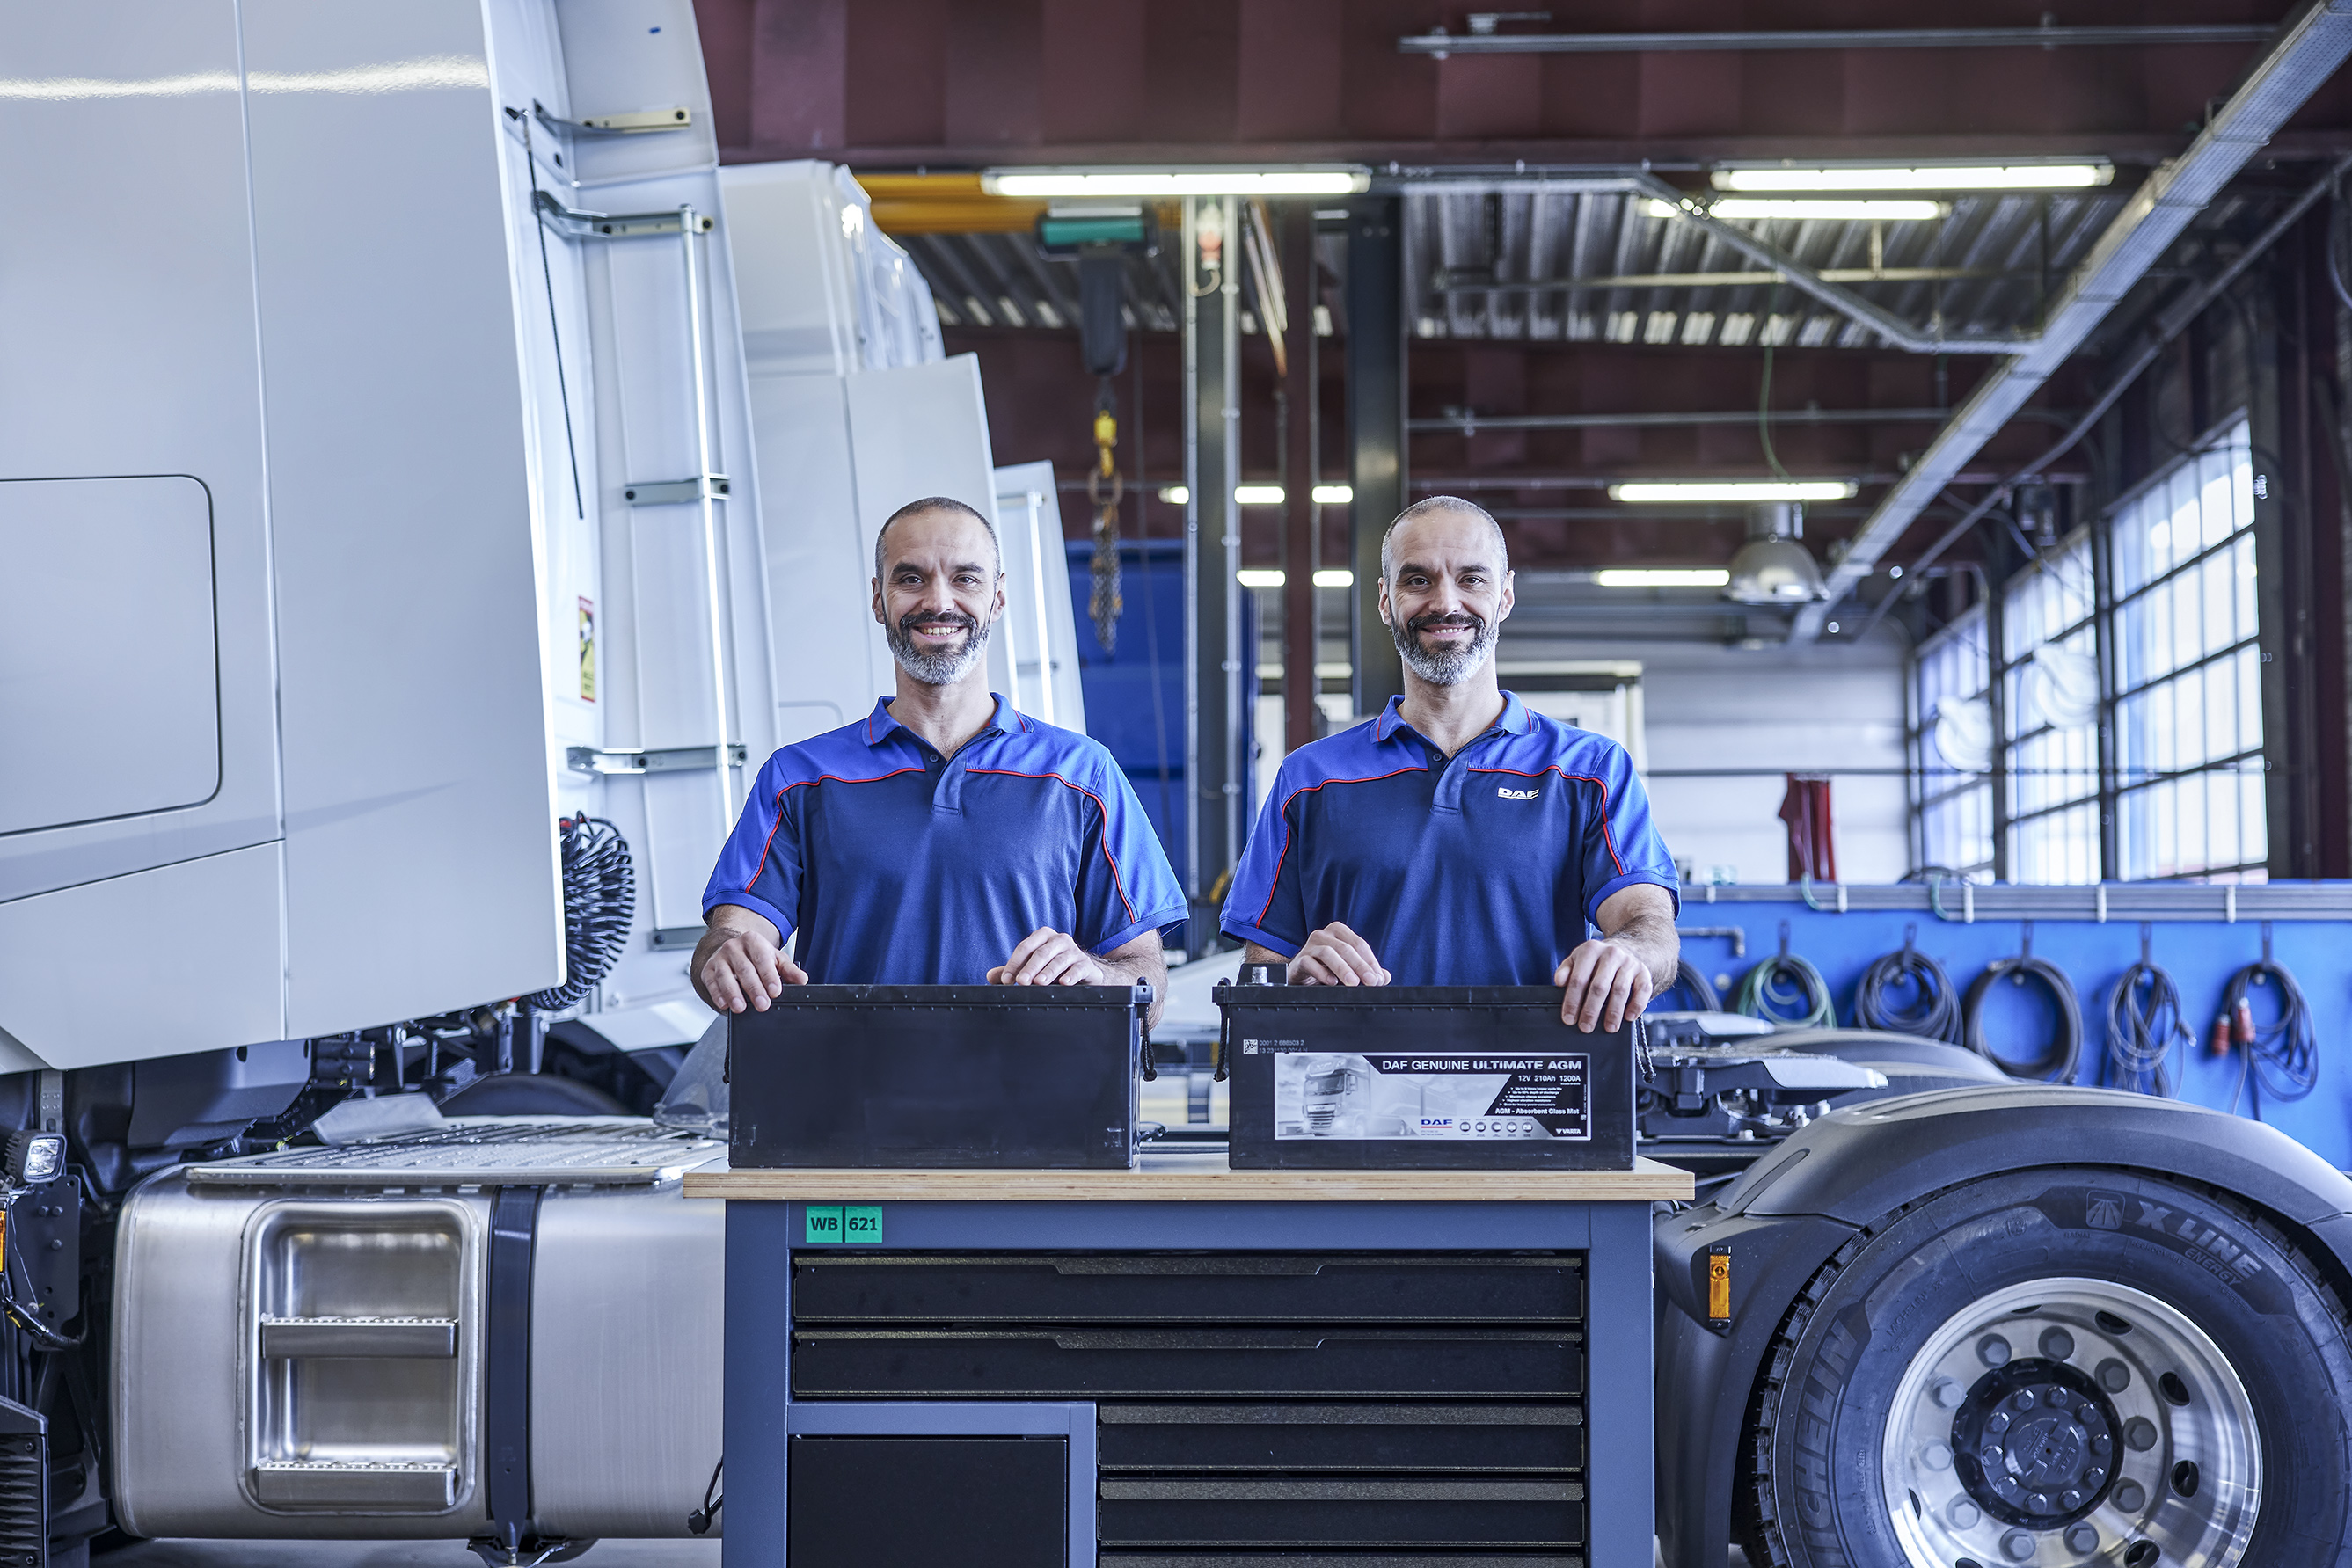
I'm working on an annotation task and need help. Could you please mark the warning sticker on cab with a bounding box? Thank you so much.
[1269,1051,1590,1141]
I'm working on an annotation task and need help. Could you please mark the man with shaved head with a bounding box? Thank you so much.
[693,496,1183,1022]
[1223,496,1680,1030]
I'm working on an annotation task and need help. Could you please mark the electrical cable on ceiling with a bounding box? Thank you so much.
[526,813,636,1011]
[2102,930,2186,1097]
[2219,949,2316,1120]
[1736,930,1834,1028]
[1962,926,2082,1083]
[1665,959,1722,1012]
[1854,927,1961,1042]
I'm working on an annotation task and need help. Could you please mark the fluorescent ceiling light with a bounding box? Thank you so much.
[1157,485,1190,505]
[1712,164,2112,193]
[1237,568,1286,588]
[1234,485,1287,506]
[1595,568,1733,588]
[983,166,1370,198]
[1311,484,1354,504]
[1312,568,1355,587]
[1610,480,1858,503]
[1649,197,1947,222]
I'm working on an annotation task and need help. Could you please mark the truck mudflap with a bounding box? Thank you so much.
[1653,1085,2352,1568]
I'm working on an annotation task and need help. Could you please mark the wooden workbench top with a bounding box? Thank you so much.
[683,1151,1694,1203]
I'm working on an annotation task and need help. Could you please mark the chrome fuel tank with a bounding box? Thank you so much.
[112,1119,725,1539]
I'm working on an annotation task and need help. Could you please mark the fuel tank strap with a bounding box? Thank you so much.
[484,1184,544,1553]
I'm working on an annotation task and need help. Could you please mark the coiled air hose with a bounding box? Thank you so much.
[2102,952,2188,1098]
[1962,935,2083,1083]
[1736,946,1835,1028]
[526,813,637,1010]
[1853,932,1962,1043]
[2220,955,2316,1119]
[1664,959,1722,1012]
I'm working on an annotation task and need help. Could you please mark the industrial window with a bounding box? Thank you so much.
[1911,609,1996,880]
[1999,532,2100,883]
[2110,420,2266,881]
[1905,419,2266,883]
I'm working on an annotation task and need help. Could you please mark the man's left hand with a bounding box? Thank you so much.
[990,927,1108,986]
[1553,938,1655,1032]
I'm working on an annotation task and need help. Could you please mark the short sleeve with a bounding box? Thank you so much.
[1221,764,1309,957]
[1582,741,1681,924]
[702,756,802,940]
[1075,760,1189,955]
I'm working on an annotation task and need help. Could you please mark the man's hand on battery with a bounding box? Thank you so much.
[1553,939,1654,1032]
[693,905,807,1014]
[990,927,1107,986]
[1289,923,1391,987]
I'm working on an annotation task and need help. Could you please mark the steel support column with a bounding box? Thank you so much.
[1347,195,1406,716]
[1282,201,1318,753]
[1185,196,1244,943]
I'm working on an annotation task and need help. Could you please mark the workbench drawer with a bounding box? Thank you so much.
[1097,1403,1584,1473]
[790,1251,1583,1324]
[790,1327,1582,1398]
[1097,1477,1585,1549]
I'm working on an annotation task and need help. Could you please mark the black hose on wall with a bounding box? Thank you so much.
[527,813,637,1011]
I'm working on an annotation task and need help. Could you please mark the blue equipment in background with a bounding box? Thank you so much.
[1066,539,1255,873]
[1675,882,2351,1165]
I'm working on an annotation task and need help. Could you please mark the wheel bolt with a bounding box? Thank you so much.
[2065,1522,2101,1553]
[2028,1491,2050,1511]
[2091,1435,2112,1456]
[2003,1527,2038,1560]
[2124,1418,2158,1452]
[1981,1334,2013,1367]
[2098,1358,2132,1393]
[2061,1488,2083,1509]
[1923,1440,1954,1471]
[1949,1499,1983,1529]
[1989,1413,2012,1434]
[2012,1389,2039,1410]
[2041,1326,2076,1360]
[1933,1376,1965,1409]
[2114,1479,2147,1512]
[2084,1467,2107,1487]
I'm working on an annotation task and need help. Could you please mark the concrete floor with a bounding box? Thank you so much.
[97,1542,720,1566]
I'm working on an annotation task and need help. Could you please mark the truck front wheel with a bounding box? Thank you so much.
[1742,1169,2352,1568]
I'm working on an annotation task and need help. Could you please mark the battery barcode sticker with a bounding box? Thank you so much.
[1270,1052,1591,1141]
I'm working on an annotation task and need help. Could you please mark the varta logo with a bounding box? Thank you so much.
[1497,785,1541,801]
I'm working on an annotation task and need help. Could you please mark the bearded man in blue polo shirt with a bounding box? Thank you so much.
[692,496,1185,1022]
[1223,496,1680,1030]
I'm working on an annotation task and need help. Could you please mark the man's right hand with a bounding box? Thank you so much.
[1288,923,1391,987]
[692,906,807,1013]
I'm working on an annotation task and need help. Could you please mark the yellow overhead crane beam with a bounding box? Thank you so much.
[855,173,1177,237]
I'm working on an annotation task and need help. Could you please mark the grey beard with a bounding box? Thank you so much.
[887,613,992,686]
[1391,614,1495,686]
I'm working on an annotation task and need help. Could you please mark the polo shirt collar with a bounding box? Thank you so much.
[1370,689,1530,746]
[863,692,1026,747]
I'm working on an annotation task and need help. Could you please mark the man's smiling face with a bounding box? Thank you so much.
[873,505,1004,687]
[1379,504,1514,687]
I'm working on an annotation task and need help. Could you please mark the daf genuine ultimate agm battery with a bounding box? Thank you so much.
[1216,981,1638,1170]
[727,983,1151,1169]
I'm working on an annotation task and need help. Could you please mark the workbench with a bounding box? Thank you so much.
[686,1148,1693,1567]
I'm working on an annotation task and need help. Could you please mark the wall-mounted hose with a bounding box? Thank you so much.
[1663,960,1722,1012]
[1736,937,1835,1028]
[2103,931,2187,1096]
[2221,953,2316,1118]
[527,813,636,1011]
[1963,927,2083,1083]
[1854,928,1962,1042]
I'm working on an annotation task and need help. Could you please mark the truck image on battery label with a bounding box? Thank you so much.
[4,4,2352,1567]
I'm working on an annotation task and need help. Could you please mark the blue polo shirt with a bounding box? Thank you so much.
[704,696,1187,983]
[1221,692,1678,985]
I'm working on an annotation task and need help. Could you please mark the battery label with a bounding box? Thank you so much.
[1269,1051,1591,1141]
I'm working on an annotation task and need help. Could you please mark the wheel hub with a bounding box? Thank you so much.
[1951,1360,2118,1526]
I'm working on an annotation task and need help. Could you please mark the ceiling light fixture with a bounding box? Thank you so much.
[1595,568,1733,588]
[1611,480,1858,503]
[1311,484,1355,504]
[1711,164,2114,193]
[982,166,1371,198]
[1234,485,1286,506]
[1650,197,1949,222]
[1157,485,1190,505]
[1237,568,1286,589]
[1312,568,1355,587]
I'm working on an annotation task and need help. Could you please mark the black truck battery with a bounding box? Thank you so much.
[727,983,1151,1169]
[1216,981,1639,1170]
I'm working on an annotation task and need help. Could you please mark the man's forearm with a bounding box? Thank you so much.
[1605,912,1680,992]
[1097,942,1169,1029]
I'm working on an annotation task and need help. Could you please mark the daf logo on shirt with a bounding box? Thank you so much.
[1496,785,1542,801]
